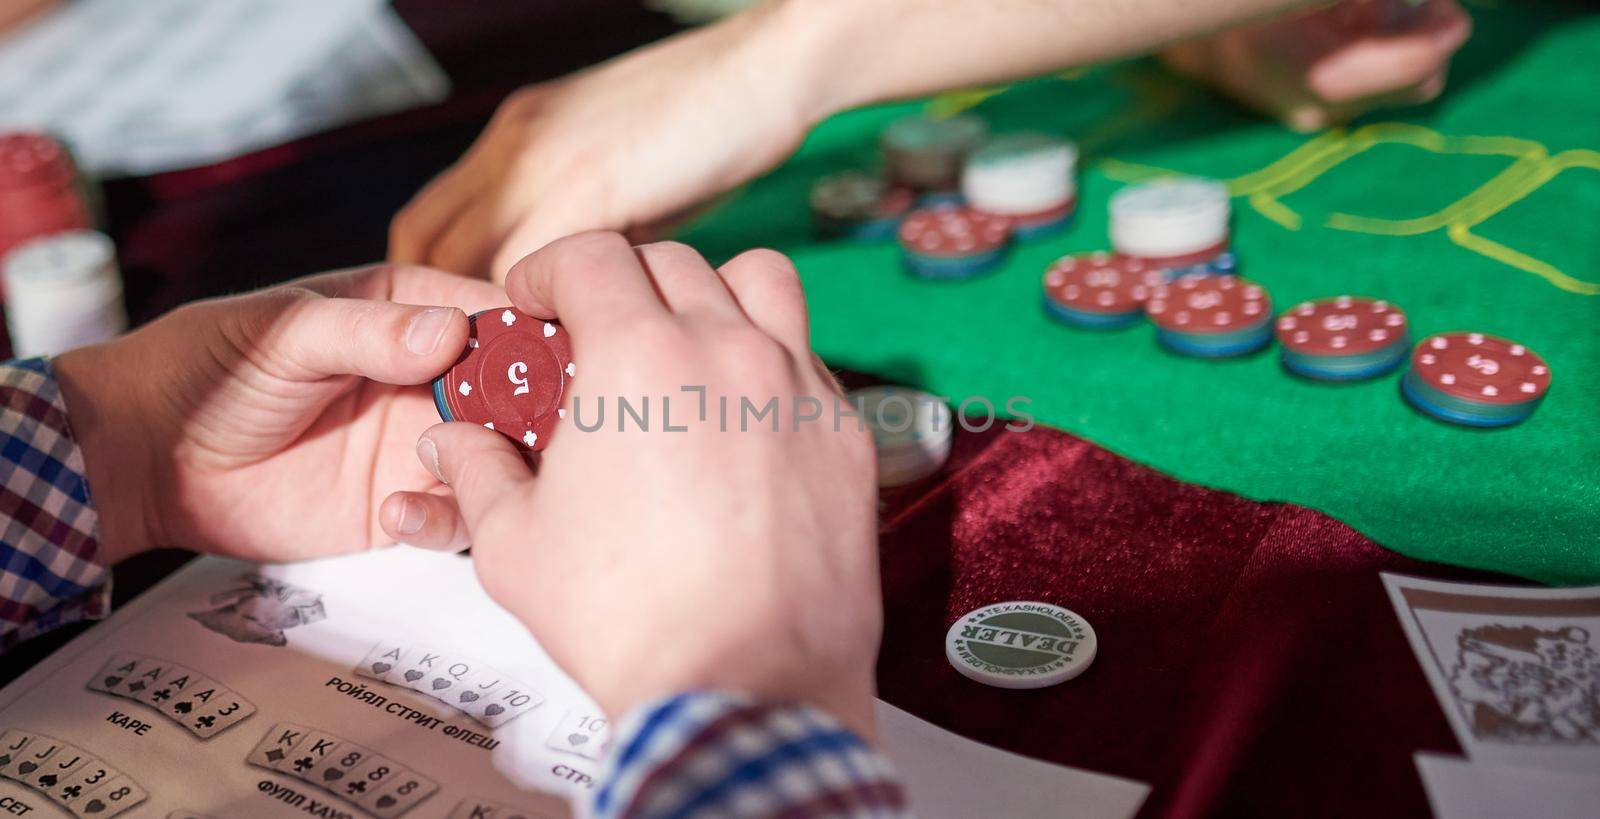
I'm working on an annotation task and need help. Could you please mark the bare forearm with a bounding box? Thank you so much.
[761,0,1319,122]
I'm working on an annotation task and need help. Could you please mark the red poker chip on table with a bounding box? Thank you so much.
[1276,296,1410,380]
[898,204,1011,258]
[1146,274,1274,357]
[1146,275,1271,332]
[433,307,574,451]
[1410,333,1550,404]
[1042,252,1165,319]
[1277,296,1408,354]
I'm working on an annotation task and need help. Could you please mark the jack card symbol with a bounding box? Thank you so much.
[459,691,479,703]
[16,762,36,774]
[37,773,57,787]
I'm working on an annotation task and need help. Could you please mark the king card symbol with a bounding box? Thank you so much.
[265,748,284,762]
[293,757,314,772]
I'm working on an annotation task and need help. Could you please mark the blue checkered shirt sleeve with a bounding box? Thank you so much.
[0,358,109,652]
[595,692,910,818]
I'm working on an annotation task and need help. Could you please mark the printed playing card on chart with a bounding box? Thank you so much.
[1381,574,1600,774]
[546,711,608,761]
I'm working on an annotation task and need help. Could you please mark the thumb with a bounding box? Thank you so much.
[417,422,535,533]
[259,295,469,385]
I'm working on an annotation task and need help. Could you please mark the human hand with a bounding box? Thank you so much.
[52,264,505,566]
[377,233,883,735]
[389,6,816,281]
[1161,0,1472,132]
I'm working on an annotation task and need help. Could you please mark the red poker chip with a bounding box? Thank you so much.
[1042,252,1165,315]
[439,307,574,451]
[1145,274,1271,333]
[0,132,73,190]
[1410,332,1551,405]
[1121,239,1230,271]
[897,204,1011,257]
[1276,296,1408,356]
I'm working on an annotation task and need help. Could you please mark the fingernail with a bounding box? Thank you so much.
[418,437,445,483]
[396,497,426,535]
[405,307,453,356]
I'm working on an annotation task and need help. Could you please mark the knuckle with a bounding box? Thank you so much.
[727,247,798,280]
[637,240,705,270]
[550,229,633,264]
[718,329,793,377]
[390,206,421,239]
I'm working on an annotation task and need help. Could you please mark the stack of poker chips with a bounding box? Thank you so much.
[849,386,954,488]
[809,171,915,240]
[1276,296,1410,380]
[898,203,1012,280]
[1109,178,1234,276]
[880,113,987,199]
[0,132,95,277]
[961,133,1078,239]
[2,230,128,358]
[1402,332,1551,427]
[1041,252,1165,329]
[1145,274,1273,358]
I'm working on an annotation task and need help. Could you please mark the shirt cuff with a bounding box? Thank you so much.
[594,691,908,819]
[0,358,110,652]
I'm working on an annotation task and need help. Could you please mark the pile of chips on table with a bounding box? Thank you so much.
[806,110,1553,478]
[0,131,126,358]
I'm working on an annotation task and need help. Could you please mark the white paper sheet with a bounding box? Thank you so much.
[1415,753,1600,819]
[0,0,448,176]
[0,548,1147,818]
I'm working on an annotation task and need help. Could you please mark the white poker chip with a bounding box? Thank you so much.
[2,230,127,358]
[849,386,953,488]
[945,601,1097,689]
[960,133,1078,215]
[1109,178,1230,259]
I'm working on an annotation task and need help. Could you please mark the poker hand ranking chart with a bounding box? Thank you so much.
[0,552,601,819]
[0,549,1150,819]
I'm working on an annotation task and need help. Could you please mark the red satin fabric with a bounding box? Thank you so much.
[874,422,1498,818]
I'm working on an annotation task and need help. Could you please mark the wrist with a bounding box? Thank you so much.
[53,342,160,565]
[746,0,881,128]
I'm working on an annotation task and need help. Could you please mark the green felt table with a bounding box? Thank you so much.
[679,0,1600,585]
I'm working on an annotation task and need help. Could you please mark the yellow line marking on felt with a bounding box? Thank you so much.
[1097,121,1599,294]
